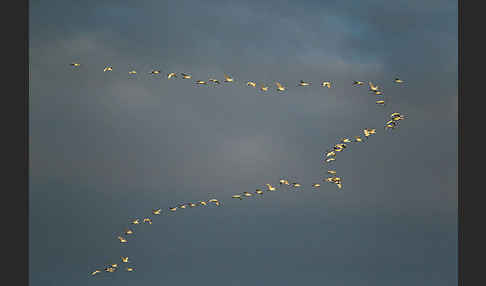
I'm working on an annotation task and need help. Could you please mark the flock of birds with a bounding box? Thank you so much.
[73,62,408,276]
[70,63,404,106]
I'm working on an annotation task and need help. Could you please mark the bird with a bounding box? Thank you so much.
[341,138,352,143]
[279,179,290,185]
[198,201,208,206]
[124,229,134,235]
[118,236,128,243]
[111,264,119,268]
[331,177,342,183]
[103,66,113,72]
[169,207,177,212]
[363,128,376,137]
[195,80,208,85]
[260,84,269,92]
[376,100,385,105]
[128,70,137,75]
[368,81,379,91]
[390,112,401,118]
[276,82,286,92]
[121,257,129,263]
[266,184,277,191]
[188,202,197,207]
[150,70,161,75]
[325,158,336,163]
[167,72,177,79]
[232,194,243,200]
[126,267,135,272]
[209,78,221,84]
[312,183,321,188]
[354,136,363,142]
[385,122,397,129]
[327,170,337,175]
[152,209,162,215]
[297,80,311,86]
[394,78,404,83]
[255,189,264,195]
[325,151,336,157]
[208,199,219,203]
[178,204,188,209]
[131,219,140,225]
[336,183,343,189]
[392,115,405,121]
[70,62,81,67]
[374,90,383,96]
[105,267,117,273]
[292,183,301,188]
[91,270,102,276]
[223,74,234,82]
[321,81,332,88]
[243,191,253,197]
[143,218,152,224]
[247,81,257,87]
[324,177,334,183]
[181,73,192,79]
[353,81,364,86]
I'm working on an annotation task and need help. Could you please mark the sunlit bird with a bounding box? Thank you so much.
[247,81,257,87]
[321,81,332,88]
[198,201,208,206]
[143,218,152,224]
[374,90,383,96]
[266,184,277,191]
[167,72,177,79]
[70,62,81,67]
[150,70,161,75]
[325,151,336,157]
[255,189,264,195]
[169,207,177,212]
[224,74,234,82]
[91,270,101,276]
[189,202,197,207]
[126,267,134,272]
[327,170,337,175]
[121,257,129,263]
[368,81,379,91]
[131,219,140,225]
[243,191,253,197]
[128,70,137,75]
[276,82,286,92]
[178,204,188,209]
[232,194,243,200]
[209,78,221,84]
[195,80,208,85]
[103,66,113,72]
[111,264,118,268]
[297,80,311,86]
[341,138,352,143]
[118,236,128,243]
[105,267,116,273]
[124,229,134,235]
[152,209,162,215]
[354,136,363,142]
[292,183,301,188]
[353,81,364,86]
[312,183,321,188]
[279,179,290,185]
[181,73,192,79]
[394,78,404,83]
[325,158,336,163]
[260,84,269,92]
[376,100,385,105]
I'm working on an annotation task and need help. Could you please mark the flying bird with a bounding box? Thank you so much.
[124,229,134,235]
[232,194,243,200]
[260,84,269,92]
[243,191,253,197]
[118,236,128,243]
[312,183,321,188]
[321,81,332,88]
[297,80,311,87]
[143,218,152,224]
[126,267,135,272]
[247,81,257,87]
[70,62,81,67]
[325,158,336,163]
[353,81,364,86]
[91,270,101,276]
[279,179,290,185]
[103,66,113,72]
[189,202,197,207]
[131,219,140,225]
[354,136,363,142]
[292,183,301,188]
[195,80,208,85]
[341,138,352,143]
[121,257,129,263]
[152,209,162,215]
[266,184,277,191]
[198,201,208,206]
[255,189,264,195]
[105,267,116,273]
[394,78,404,83]
[181,73,192,79]
[167,72,177,79]
[169,207,177,212]
[128,70,137,75]
[223,74,234,82]
[376,100,385,105]
[150,70,161,75]
[209,78,221,84]
[368,81,379,91]
[276,82,286,92]
[327,170,337,175]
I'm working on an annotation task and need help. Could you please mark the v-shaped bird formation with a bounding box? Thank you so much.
[76,62,408,276]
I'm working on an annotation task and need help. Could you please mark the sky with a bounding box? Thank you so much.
[29,0,457,285]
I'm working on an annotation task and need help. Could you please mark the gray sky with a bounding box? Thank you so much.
[29,0,457,285]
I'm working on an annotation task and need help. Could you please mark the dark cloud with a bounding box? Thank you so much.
[29,0,457,285]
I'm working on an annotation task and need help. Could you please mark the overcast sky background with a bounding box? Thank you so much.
[29,0,457,285]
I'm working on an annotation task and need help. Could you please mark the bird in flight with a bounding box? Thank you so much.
[70,62,81,67]
[376,100,385,105]
[266,184,277,191]
[321,81,332,88]
[297,80,311,87]
[105,267,117,273]
[368,82,379,92]
[353,81,364,86]
[276,82,286,92]
[121,257,129,263]
[126,267,135,272]
[327,170,337,175]
[195,80,208,85]
[128,70,137,75]
[224,74,234,82]
[255,189,264,195]
[247,81,257,87]
[312,183,321,188]
[143,218,152,224]
[131,219,140,225]
[124,229,134,235]
[167,72,177,79]
[103,66,113,72]
[243,191,253,197]
[118,236,128,243]
[181,73,192,79]
[91,270,102,276]
[260,84,269,92]
[209,78,221,84]
[152,209,162,215]
[169,207,177,212]
[394,78,404,83]
[232,194,243,200]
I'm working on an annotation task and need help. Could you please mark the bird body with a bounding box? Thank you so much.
[151,70,161,75]
[394,78,404,83]
[181,73,192,79]
[91,270,101,276]
[224,74,234,82]
[247,81,257,87]
[353,81,364,86]
[321,81,331,88]
[125,229,134,235]
[131,219,140,225]
[312,183,321,188]
[152,209,162,215]
[368,81,379,91]
[195,80,208,85]
[121,257,129,263]
[298,80,311,86]
[276,82,286,91]
[103,66,113,72]
[232,195,243,200]
[209,78,221,84]
[266,184,276,191]
[260,84,269,92]
[70,63,81,67]
[167,72,177,79]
